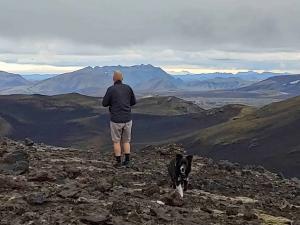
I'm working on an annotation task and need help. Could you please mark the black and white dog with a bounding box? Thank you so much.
[168,154,193,197]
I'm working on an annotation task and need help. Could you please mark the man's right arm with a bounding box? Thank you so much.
[102,88,112,107]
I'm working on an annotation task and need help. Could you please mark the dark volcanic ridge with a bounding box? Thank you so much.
[0,94,229,150]
[0,138,299,225]
[0,93,299,178]
[182,95,300,178]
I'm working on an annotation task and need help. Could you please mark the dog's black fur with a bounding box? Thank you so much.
[168,154,193,191]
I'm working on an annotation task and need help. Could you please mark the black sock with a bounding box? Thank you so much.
[125,154,130,162]
[115,156,121,163]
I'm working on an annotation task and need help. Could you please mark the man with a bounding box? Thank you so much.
[102,71,136,168]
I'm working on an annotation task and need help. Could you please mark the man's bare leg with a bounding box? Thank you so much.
[113,142,122,165]
[123,142,130,154]
[123,142,131,164]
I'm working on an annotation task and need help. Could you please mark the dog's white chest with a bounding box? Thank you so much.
[176,184,184,198]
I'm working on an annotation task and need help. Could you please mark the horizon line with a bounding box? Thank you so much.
[0,62,295,75]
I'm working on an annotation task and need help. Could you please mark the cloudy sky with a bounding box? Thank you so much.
[0,0,300,74]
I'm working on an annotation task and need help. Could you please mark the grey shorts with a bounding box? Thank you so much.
[110,120,132,143]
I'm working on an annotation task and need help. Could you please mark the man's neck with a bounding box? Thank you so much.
[114,80,122,85]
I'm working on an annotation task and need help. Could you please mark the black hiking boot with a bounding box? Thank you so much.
[113,161,122,168]
[122,160,131,168]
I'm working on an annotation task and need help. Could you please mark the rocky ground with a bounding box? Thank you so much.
[0,138,299,225]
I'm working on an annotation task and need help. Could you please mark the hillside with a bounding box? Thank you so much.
[175,71,287,82]
[136,96,204,115]
[0,71,30,91]
[1,93,299,178]
[182,95,300,177]
[0,138,299,224]
[238,74,300,97]
[0,116,11,135]
[0,94,221,150]
[184,77,254,91]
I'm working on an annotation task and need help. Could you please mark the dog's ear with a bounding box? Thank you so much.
[186,155,193,174]
[176,154,183,160]
[187,155,193,164]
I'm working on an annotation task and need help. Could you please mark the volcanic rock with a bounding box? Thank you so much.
[24,138,34,147]
[150,207,172,222]
[243,211,258,220]
[64,165,81,179]
[28,170,56,182]
[58,186,80,199]
[142,184,160,197]
[161,190,184,207]
[80,211,111,225]
[0,175,26,189]
[226,206,239,216]
[2,150,28,163]
[25,192,47,205]
[0,150,29,175]
[93,178,113,193]
[218,160,237,172]
[0,139,299,225]
[110,200,133,216]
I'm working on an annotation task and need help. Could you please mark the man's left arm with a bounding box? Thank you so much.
[102,88,112,107]
[130,88,136,106]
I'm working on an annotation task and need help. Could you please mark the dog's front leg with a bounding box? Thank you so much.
[170,180,176,189]
[183,180,188,191]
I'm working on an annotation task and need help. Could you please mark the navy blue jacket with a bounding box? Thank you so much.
[102,80,136,123]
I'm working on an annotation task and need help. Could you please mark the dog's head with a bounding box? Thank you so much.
[176,154,193,178]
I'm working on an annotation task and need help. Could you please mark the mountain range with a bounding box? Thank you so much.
[0,65,183,96]
[174,71,288,82]
[0,71,31,91]
[183,77,254,91]
[0,65,298,98]
[237,74,300,96]
[21,74,57,81]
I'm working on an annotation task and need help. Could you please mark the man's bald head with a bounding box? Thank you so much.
[113,71,123,82]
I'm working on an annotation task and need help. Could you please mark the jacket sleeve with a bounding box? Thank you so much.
[130,88,136,106]
[102,88,112,107]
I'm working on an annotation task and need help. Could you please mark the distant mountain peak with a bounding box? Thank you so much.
[76,64,159,73]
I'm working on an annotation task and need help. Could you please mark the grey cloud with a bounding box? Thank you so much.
[1,0,300,51]
[0,0,300,72]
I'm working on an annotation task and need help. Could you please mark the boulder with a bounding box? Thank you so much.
[0,175,26,189]
[25,192,47,205]
[142,184,160,197]
[150,208,172,222]
[24,138,34,147]
[80,212,111,225]
[64,165,81,179]
[0,150,29,175]
[218,160,237,172]
[94,179,113,193]
[28,171,56,182]
[110,200,130,216]
[58,188,80,199]
[243,211,258,221]
[161,191,184,207]
[226,207,239,216]
[2,150,28,164]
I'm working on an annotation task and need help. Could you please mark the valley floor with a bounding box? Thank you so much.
[182,96,282,109]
